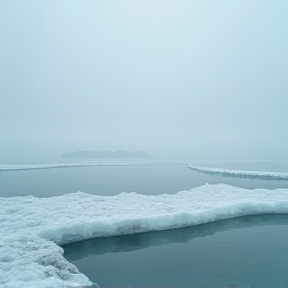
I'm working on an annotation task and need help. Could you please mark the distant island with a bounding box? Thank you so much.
[62,150,151,159]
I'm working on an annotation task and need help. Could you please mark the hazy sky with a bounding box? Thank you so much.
[1,0,287,162]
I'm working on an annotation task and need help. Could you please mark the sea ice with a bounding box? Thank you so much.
[0,161,186,172]
[188,165,288,180]
[1,184,288,287]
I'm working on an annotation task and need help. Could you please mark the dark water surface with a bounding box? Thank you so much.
[64,214,288,288]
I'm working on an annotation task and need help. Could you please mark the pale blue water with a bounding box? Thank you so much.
[64,214,288,288]
[1,161,288,287]
[1,161,288,197]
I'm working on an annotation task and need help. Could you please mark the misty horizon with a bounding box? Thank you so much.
[1,2,288,286]
[1,0,287,164]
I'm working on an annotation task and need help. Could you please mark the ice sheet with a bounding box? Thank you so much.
[188,165,288,180]
[0,163,93,171]
[1,184,288,287]
[0,161,186,172]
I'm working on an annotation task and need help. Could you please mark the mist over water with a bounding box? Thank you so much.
[1,1,288,287]
[1,0,288,163]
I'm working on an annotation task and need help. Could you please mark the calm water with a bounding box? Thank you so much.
[1,161,288,197]
[1,161,288,287]
[64,214,288,288]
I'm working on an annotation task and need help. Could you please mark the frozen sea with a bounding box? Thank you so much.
[1,160,288,287]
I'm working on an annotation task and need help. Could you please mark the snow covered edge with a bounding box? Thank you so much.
[0,161,187,171]
[188,165,288,180]
[1,184,288,287]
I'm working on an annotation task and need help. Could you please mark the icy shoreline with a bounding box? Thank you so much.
[1,184,288,287]
[188,165,288,180]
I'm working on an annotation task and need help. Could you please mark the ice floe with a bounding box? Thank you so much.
[1,184,288,287]
[0,161,187,172]
[63,214,288,261]
[0,163,93,171]
[188,165,288,180]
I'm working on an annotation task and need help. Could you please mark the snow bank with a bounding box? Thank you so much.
[0,161,186,172]
[188,165,288,180]
[1,184,288,287]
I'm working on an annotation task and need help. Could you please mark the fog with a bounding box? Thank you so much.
[1,0,287,163]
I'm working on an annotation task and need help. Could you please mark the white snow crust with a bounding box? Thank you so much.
[0,161,186,172]
[0,163,93,171]
[1,184,288,287]
[188,165,288,180]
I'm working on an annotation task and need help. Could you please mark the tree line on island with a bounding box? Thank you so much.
[62,150,151,159]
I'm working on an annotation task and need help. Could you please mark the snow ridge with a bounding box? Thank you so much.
[188,165,288,180]
[1,184,288,287]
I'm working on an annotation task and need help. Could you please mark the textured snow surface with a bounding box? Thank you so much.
[188,165,288,180]
[1,184,288,287]
[0,161,186,171]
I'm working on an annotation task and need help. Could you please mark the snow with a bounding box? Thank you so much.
[0,163,93,171]
[0,234,93,287]
[188,165,288,180]
[0,161,186,172]
[1,184,288,287]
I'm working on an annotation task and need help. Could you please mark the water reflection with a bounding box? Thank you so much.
[63,214,288,288]
[63,214,288,260]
